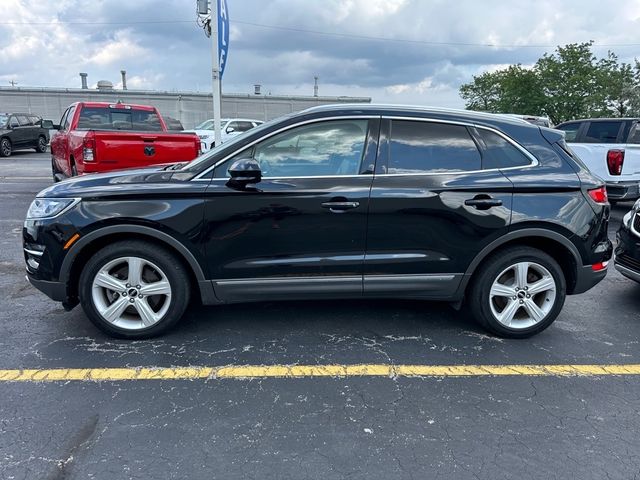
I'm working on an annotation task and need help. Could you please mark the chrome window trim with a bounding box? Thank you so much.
[192,114,539,181]
[380,115,539,175]
[193,115,379,180]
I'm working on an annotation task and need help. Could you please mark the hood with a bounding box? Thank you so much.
[37,166,177,199]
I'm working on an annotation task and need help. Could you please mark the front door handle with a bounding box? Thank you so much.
[464,196,503,210]
[321,201,360,212]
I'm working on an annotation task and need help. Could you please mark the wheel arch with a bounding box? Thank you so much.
[61,225,215,305]
[458,228,581,297]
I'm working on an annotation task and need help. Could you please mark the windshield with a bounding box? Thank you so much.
[195,119,228,130]
[181,115,287,172]
[0,114,8,128]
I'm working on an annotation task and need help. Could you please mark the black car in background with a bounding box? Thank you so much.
[0,113,50,157]
[615,201,640,282]
[23,105,612,339]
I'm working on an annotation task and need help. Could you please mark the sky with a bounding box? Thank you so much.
[1,0,640,108]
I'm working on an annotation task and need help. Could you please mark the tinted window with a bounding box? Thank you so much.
[628,124,640,144]
[232,121,254,132]
[9,116,19,128]
[584,121,622,143]
[215,120,368,178]
[16,115,30,126]
[77,107,162,131]
[29,116,41,126]
[59,108,70,130]
[477,129,531,169]
[388,121,481,174]
[556,122,581,142]
[63,106,75,130]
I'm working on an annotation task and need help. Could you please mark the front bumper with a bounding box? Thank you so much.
[26,274,67,302]
[615,221,640,283]
[606,181,640,201]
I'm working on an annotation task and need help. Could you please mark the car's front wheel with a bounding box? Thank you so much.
[469,246,566,338]
[78,240,191,339]
[0,138,11,157]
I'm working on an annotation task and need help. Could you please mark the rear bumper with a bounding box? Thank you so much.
[572,264,608,294]
[606,181,640,201]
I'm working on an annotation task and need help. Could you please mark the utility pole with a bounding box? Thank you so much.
[209,0,222,146]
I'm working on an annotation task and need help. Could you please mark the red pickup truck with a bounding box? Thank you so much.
[50,102,200,181]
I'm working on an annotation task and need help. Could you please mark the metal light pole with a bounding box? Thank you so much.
[209,0,222,146]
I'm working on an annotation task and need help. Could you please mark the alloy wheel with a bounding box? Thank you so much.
[91,256,172,330]
[489,261,557,330]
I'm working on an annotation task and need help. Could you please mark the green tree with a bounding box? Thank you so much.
[459,41,640,124]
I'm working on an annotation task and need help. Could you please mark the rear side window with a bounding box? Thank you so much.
[388,120,481,173]
[584,121,622,143]
[627,123,640,144]
[476,129,532,169]
[77,107,162,131]
[29,116,41,126]
[556,122,581,142]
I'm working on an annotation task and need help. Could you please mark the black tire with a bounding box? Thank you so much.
[35,135,47,153]
[78,240,191,339]
[51,157,60,182]
[71,163,78,177]
[468,246,566,338]
[0,138,11,157]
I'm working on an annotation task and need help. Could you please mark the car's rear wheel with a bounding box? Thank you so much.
[79,241,191,339]
[0,138,11,157]
[35,135,47,153]
[469,246,566,338]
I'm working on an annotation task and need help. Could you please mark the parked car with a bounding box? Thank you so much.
[615,199,640,282]
[185,118,263,152]
[555,118,640,203]
[24,104,612,339]
[49,101,200,181]
[0,113,50,157]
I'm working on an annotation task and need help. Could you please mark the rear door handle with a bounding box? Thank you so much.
[464,197,503,210]
[321,201,360,212]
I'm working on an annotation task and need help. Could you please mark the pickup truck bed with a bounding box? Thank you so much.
[50,102,200,180]
[556,118,640,201]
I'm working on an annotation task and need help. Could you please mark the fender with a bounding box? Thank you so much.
[60,224,207,283]
[455,228,582,297]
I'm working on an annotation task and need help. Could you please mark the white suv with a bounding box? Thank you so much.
[186,118,263,152]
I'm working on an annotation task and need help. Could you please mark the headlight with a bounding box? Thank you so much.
[26,198,80,219]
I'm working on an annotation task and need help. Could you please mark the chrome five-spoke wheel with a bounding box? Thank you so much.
[91,256,172,331]
[489,261,556,330]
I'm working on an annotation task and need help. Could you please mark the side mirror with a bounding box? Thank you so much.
[225,126,235,134]
[226,158,262,189]
[41,120,54,129]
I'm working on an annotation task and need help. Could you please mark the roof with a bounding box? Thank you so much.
[301,103,535,127]
[558,118,639,124]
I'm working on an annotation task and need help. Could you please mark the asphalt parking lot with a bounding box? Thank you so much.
[2,151,640,479]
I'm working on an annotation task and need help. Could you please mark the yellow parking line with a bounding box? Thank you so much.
[1,364,640,382]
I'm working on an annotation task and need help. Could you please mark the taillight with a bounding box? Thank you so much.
[588,186,608,204]
[592,261,608,272]
[83,135,95,162]
[607,149,624,176]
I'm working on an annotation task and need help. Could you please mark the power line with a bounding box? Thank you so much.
[1,17,639,49]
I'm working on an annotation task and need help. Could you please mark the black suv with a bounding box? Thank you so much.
[0,113,50,157]
[23,105,612,339]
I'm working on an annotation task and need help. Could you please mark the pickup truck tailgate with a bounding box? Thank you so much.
[93,131,199,169]
[569,143,640,180]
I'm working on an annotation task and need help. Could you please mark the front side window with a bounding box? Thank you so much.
[63,107,76,130]
[477,129,532,169]
[388,120,481,174]
[9,116,19,128]
[233,121,254,132]
[16,115,31,126]
[556,122,581,142]
[215,119,369,178]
